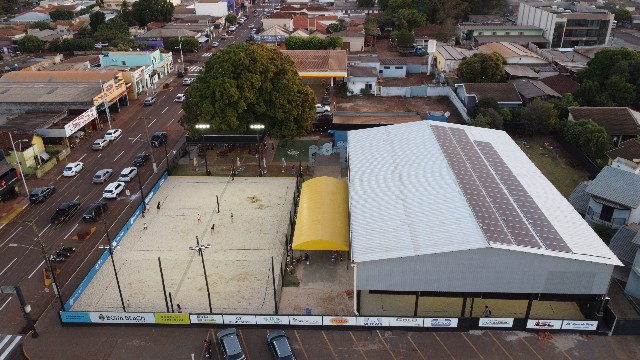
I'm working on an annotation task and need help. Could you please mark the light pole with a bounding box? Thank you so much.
[27,221,64,310]
[8,133,29,196]
[250,124,264,176]
[195,124,210,175]
[135,165,146,209]
[189,236,212,314]
[138,116,157,173]
[99,80,112,130]
[175,36,184,74]
[98,217,126,312]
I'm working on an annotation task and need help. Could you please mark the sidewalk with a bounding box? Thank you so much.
[0,195,30,229]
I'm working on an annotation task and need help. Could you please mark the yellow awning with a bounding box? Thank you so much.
[292,176,349,251]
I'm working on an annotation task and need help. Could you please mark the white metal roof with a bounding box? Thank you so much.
[348,121,622,266]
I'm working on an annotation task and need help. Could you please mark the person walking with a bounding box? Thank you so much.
[197,213,202,223]
[304,252,310,265]
[210,224,215,233]
[230,212,234,223]
[143,222,147,230]
[483,306,492,317]
[176,304,182,313]
[157,201,161,214]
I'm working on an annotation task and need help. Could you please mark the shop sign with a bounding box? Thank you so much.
[289,316,322,326]
[424,318,458,328]
[190,314,223,324]
[222,315,257,325]
[526,319,562,329]
[60,312,91,323]
[256,315,290,325]
[357,317,390,327]
[93,79,127,106]
[323,316,357,326]
[479,318,514,328]
[155,313,190,324]
[561,320,598,330]
[64,107,97,136]
[388,317,424,327]
[89,312,155,324]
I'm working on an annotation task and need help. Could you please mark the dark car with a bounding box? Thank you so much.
[29,185,55,204]
[267,331,295,360]
[217,328,246,360]
[313,112,333,131]
[82,201,108,222]
[51,201,80,224]
[133,153,150,166]
[321,95,331,106]
[150,132,167,148]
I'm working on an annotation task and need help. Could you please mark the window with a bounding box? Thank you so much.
[365,83,373,90]
[518,32,524,35]
[121,61,126,65]
[395,66,403,69]
[505,32,510,35]
[492,32,497,35]
[384,66,390,69]
[478,32,484,35]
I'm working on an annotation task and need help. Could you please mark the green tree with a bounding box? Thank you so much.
[393,9,427,31]
[180,44,316,139]
[357,0,376,6]
[476,96,500,112]
[612,7,632,24]
[89,11,106,33]
[30,21,52,31]
[520,98,558,136]
[562,119,612,160]
[167,37,199,53]
[119,0,135,26]
[458,53,505,83]
[471,108,504,129]
[363,16,381,37]
[0,0,18,16]
[225,13,237,25]
[390,28,415,47]
[17,35,44,53]
[285,36,334,50]
[549,93,579,120]
[327,19,347,34]
[325,36,343,50]
[132,0,174,26]
[49,9,74,21]
[467,0,508,15]
[94,17,130,43]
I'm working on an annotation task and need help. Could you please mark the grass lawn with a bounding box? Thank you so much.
[273,139,316,163]
[516,137,590,198]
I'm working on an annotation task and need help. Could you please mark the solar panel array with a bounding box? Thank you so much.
[431,124,573,253]
[475,141,572,253]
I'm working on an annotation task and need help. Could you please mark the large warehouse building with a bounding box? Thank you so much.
[347,121,621,327]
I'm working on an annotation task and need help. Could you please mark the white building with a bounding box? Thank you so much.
[194,0,229,17]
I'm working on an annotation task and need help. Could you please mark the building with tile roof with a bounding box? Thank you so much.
[608,224,640,299]
[281,50,347,80]
[454,83,523,114]
[568,107,640,146]
[434,46,478,73]
[478,42,547,64]
[509,78,561,103]
[606,139,640,165]
[539,74,580,96]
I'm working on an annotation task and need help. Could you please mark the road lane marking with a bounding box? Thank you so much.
[293,330,309,360]
[406,334,425,360]
[65,223,79,239]
[28,260,45,279]
[487,331,514,360]
[520,336,543,360]
[0,298,10,311]
[114,150,125,161]
[349,331,368,360]
[238,329,250,359]
[148,118,157,127]
[56,174,63,180]
[161,106,168,114]
[39,224,51,237]
[321,331,338,359]
[130,134,141,143]
[432,333,455,359]
[0,258,17,276]
[77,153,87,162]
[0,336,22,359]
[179,109,183,114]
[376,330,397,360]
[0,227,22,248]
[462,333,485,360]
[168,118,175,125]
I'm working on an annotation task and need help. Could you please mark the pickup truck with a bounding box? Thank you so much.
[315,104,331,113]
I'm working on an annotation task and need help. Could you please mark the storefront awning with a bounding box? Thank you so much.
[292,176,349,251]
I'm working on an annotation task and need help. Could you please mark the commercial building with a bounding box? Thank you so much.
[99,50,173,93]
[194,0,229,17]
[517,2,614,48]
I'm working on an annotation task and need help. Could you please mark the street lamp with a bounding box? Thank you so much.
[189,236,213,314]
[175,36,185,74]
[195,124,210,175]
[8,133,29,196]
[98,218,126,312]
[138,116,157,173]
[27,221,64,310]
[250,124,264,176]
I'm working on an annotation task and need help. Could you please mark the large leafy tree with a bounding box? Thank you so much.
[94,17,130,43]
[390,28,415,47]
[132,0,174,26]
[458,53,505,83]
[89,11,106,33]
[30,20,52,30]
[357,0,376,6]
[17,35,44,53]
[612,7,632,24]
[562,119,612,161]
[167,37,199,53]
[119,1,136,26]
[519,98,558,136]
[327,19,347,34]
[180,44,316,139]
[225,13,237,25]
[284,36,339,50]
[49,9,74,21]
[0,0,18,16]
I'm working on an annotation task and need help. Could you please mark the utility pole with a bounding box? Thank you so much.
[29,221,64,310]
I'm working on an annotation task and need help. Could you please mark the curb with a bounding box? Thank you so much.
[0,200,29,228]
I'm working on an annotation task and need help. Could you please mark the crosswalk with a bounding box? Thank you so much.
[0,334,22,360]
[202,52,213,57]
[187,66,203,73]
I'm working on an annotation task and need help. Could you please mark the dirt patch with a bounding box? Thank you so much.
[380,73,435,86]
[337,96,464,124]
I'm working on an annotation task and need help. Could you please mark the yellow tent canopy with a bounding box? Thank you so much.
[292,176,350,251]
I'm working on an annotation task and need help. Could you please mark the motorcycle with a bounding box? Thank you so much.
[49,254,66,263]
[60,245,76,253]
[54,250,71,258]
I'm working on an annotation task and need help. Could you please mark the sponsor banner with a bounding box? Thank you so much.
[256,315,290,325]
[526,319,563,329]
[323,316,357,326]
[223,315,257,325]
[190,314,224,324]
[65,249,110,311]
[424,318,458,328]
[155,313,190,324]
[60,311,91,323]
[561,320,598,331]
[65,107,97,137]
[89,312,155,324]
[289,316,323,326]
[388,317,424,327]
[357,317,390,327]
[479,318,514,328]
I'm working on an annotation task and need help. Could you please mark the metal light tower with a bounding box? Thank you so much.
[189,236,212,314]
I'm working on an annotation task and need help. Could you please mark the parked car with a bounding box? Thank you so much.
[104,129,122,141]
[82,201,108,222]
[229,25,237,32]
[133,153,150,166]
[267,330,295,360]
[118,167,138,182]
[220,34,228,40]
[177,70,185,78]
[315,104,330,113]
[321,95,331,106]
[150,132,167,148]
[175,94,186,102]
[51,201,80,224]
[143,97,156,106]
[63,162,84,177]
[217,328,246,360]
[29,185,56,204]
[211,41,220,47]
[103,182,125,199]
[92,138,110,150]
[93,169,113,184]
[183,77,195,85]
[248,24,254,29]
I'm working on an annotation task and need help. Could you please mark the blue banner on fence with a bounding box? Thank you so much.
[60,311,92,323]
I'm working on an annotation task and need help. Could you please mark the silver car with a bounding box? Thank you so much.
[118,167,138,182]
[93,169,113,184]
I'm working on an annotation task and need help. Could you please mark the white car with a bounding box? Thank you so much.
[183,77,195,85]
[103,182,125,199]
[211,41,220,47]
[248,24,255,29]
[229,25,237,31]
[175,94,186,102]
[104,129,122,141]
[118,167,138,182]
[63,162,84,177]
[315,104,331,113]
[92,138,110,150]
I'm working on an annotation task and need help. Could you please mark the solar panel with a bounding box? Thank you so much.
[447,128,542,249]
[474,141,572,253]
[431,125,513,246]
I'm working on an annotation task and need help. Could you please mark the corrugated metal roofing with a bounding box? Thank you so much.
[609,224,640,264]
[586,166,640,208]
[348,121,621,266]
[568,181,591,214]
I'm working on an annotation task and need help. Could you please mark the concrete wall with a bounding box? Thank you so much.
[626,249,640,298]
[347,77,377,95]
[379,65,406,78]
[376,85,469,122]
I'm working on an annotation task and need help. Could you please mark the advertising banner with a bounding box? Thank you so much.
[60,312,91,323]
[155,313,190,324]
[222,315,257,325]
[289,316,323,326]
[256,315,290,325]
[526,319,563,330]
[64,107,97,137]
[357,317,390,327]
[323,316,357,326]
[89,312,155,324]
[479,318,514,328]
[388,317,424,327]
[561,320,598,330]
[190,314,224,324]
[424,318,458,328]
[93,79,127,106]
